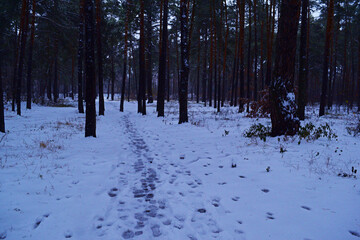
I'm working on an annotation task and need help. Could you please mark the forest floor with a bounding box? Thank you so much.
[0,99,360,240]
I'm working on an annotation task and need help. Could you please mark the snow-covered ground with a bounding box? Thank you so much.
[0,100,359,240]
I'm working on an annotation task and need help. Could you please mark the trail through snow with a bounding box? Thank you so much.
[0,100,359,240]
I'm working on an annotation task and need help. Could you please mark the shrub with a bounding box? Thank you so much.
[346,121,360,136]
[298,122,337,142]
[244,123,271,142]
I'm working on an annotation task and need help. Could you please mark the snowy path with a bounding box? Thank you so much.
[0,100,360,240]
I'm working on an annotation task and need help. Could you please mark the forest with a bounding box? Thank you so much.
[0,0,360,239]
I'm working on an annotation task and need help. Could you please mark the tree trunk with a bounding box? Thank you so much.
[358,33,360,112]
[269,0,300,136]
[120,0,129,112]
[111,54,115,101]
[26,0,36,109]
[238,0,245,112]
[179,0,189,123]
[196,28,201,103]
[96,0,105,115]
[319,0,334,116]
[146,1,153,103]
[12,22,19,112]
[77,0,85,113]
[247,0,252,112]
[84,0,96,137]
[157,0,168,117]
[202,27,208,105]
[298,0,308,120]
[0,60,4,133]
[253,0,258,101]
[139,0,146,115]
[53,39,59,103]
[17,0,29,115]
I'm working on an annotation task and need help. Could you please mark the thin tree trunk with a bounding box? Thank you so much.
[0,60,4,133]
[298,0,308,120]
[111,54,115,101]
[139,0,146,115]
[196,28,201,103]
[253,0,258,101]
[17,0,29,115]
[53,39,59,103]
[84,0,96,137]
[202,27,208,105]
[179,0,189,123]
[26,0,36,109]
[157,0,168,117]
[319,0,334,116]
[120,0,129,112]
[95,0,105,115]
[238,0,245,112]
[71,53,75,100]
[78,0,85,113]
[146,2,153,103]
[247,0,252,112]
[12,22,19,112]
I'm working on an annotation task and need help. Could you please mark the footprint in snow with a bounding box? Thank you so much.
[349,231,360,238]
[0,231,6,240]
[212,198,220,207]
[266,212,275,220]
[301,206,311,211]
[64,230,72,238]
[232,196,240,201]
[108,187,118,197]
[151,224,161,237]
[122,229,135,239]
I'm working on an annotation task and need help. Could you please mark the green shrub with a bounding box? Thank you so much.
[244,123,271,142]
[298,122,337,142]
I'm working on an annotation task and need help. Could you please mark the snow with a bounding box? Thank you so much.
[0,100,359,240]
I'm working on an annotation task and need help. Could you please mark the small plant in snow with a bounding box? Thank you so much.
[298,122,337,143]
[266,166,271,172]
[338,166,357,179]
[244,123,271,142]
[279,145,287,154]
[346,121,360,136]
[223,130,230,136]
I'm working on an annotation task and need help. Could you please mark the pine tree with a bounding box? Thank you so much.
[96,0,105,116]
[157,0,168,117]
[84,0,96,137]
[0,60,4,133]
[298,0,309,120]
[26,0,36,110]
[319,0,334,116]
[17,0,29,116]
[139,0,146,115]
[179,0,189,123]
[78,0,85,113]
[269,0,300,136]
[120,0,129,112]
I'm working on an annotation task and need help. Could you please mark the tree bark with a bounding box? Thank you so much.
[95,0,105,115]
[157,0,168,117]
[17,0,29,115]
[238,0,245,112]
[319,0,334,116]
[26,0,36,109]
[0,60,4,133]
[139,0,146,115]
[120,0,129,112]
[84,0,96,137]
[269,0,300,136]
[298,0,309,120]
[77,0,85,113]
[179,0,189,123]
